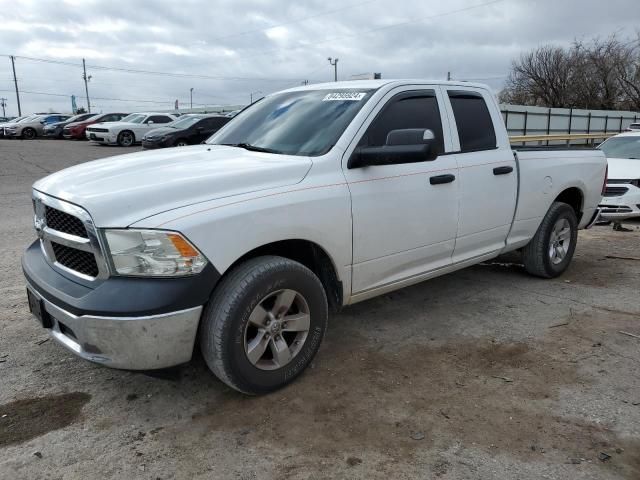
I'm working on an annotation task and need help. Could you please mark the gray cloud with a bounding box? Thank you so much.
[0,0,638,115]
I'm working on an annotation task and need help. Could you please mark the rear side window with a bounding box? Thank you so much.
[359,91,444,153]
[448,91,496,152]
[204,117,228,129]
[148,115,173,124]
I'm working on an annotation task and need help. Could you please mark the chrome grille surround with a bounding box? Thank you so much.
[32,190,109,282]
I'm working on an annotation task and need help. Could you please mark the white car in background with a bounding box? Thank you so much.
[598,132,640,220]
[625,122,640,132]
[86,112,177,146]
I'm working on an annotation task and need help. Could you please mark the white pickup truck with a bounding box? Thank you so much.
[23,80,606,394]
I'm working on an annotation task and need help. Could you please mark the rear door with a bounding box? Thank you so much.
[442,88,517,262]
[342,86,460,295]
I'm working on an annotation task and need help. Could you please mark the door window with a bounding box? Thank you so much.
[148,115,173,124]
[203,117,228,129]
[359,91,444,154]
[447,91,497,152]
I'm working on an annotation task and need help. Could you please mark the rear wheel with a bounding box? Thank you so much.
[199,256,328,395]
[22,128,36,140]
[117,130,134,147]
[522,202,578,278]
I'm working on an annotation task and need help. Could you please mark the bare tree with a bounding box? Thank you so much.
[500,35,640,110]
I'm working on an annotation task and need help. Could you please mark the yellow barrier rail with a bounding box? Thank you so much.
[509,133,616,143]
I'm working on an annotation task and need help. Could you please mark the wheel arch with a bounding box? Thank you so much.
[119,129,135,142]
[224,239,343,313]
[553,187,584,221]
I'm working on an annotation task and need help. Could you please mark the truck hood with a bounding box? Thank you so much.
[606,157,640,180]
[34,145,312,227]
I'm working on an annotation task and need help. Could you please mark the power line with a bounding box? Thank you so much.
[0,88,207,106]
[1,54,307,82]
[1,0,504,84]
[216,0,507,63]
[192,0,380,44]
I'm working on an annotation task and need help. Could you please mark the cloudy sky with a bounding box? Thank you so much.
[1,0,638,115]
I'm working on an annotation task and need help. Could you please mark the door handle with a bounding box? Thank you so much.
[429,174,456,185]
[493,166,513,175]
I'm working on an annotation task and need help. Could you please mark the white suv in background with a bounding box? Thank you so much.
[86,112,177,146]
[598,132,640,220]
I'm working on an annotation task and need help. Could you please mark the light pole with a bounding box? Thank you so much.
[190,88,194,110]
[250,90,262,104]
[328,57,339,82]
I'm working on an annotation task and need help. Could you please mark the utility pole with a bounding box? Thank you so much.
[10,56,21,116]
[447,71,451,81]
[82,58,92,112]
[328,57,339,82]
[0,98,6,117]
[190,87,194,110]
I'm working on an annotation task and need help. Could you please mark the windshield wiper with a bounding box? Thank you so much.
[220,143,283,154]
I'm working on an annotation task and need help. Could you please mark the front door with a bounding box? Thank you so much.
[343,87,459,295]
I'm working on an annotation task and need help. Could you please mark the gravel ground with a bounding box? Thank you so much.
[1,139,639,480]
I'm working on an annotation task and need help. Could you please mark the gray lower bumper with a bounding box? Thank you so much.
[26,283,202,370]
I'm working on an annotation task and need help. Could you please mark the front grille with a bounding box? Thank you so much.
[603,186,629,197]
[51,242,99,277]
[88,127,109,133]
[45,206,88,238]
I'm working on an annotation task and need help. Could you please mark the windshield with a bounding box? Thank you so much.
[208,89,375,156]
[169,116,203,129]
[598,137,640,159]
[120,114,146,124]
[18,115,39,123]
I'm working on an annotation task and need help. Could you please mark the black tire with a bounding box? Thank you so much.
[117,130,135,147]
[22,128,36,140]
[200,256,328,395]
[174,139,189,147]
[522,202,578,278]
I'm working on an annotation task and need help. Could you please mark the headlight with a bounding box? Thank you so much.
[104,229,207,277]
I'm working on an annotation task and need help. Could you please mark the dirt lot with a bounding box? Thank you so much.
[1,139,639,480]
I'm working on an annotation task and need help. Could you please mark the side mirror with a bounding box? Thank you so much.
[348,128,438,169]
[147,120,154,125]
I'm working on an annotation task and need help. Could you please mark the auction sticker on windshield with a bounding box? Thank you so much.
[322,92,367,101]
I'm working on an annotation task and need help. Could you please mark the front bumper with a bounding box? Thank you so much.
[26,284,202,369]
[87,131,116,144]
[142,138,172,149]
[43,128,62,138]
[64,128,86,139]
[599,184,640,220]
[22,240,220,370]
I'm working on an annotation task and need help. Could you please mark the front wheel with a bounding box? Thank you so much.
[200,256,328,395]
[22,128,36,140]
[117,130,134,147]
[522,202,578,278]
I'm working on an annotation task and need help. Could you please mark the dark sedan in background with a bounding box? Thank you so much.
[43,113,96,138]
[63,112,128,139]
[142,114,230,149]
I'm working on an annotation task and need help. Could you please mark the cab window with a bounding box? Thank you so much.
[358,90,444,154]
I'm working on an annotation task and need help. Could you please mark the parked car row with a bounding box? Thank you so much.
[1,114,71,139]
[1,110,232,150]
